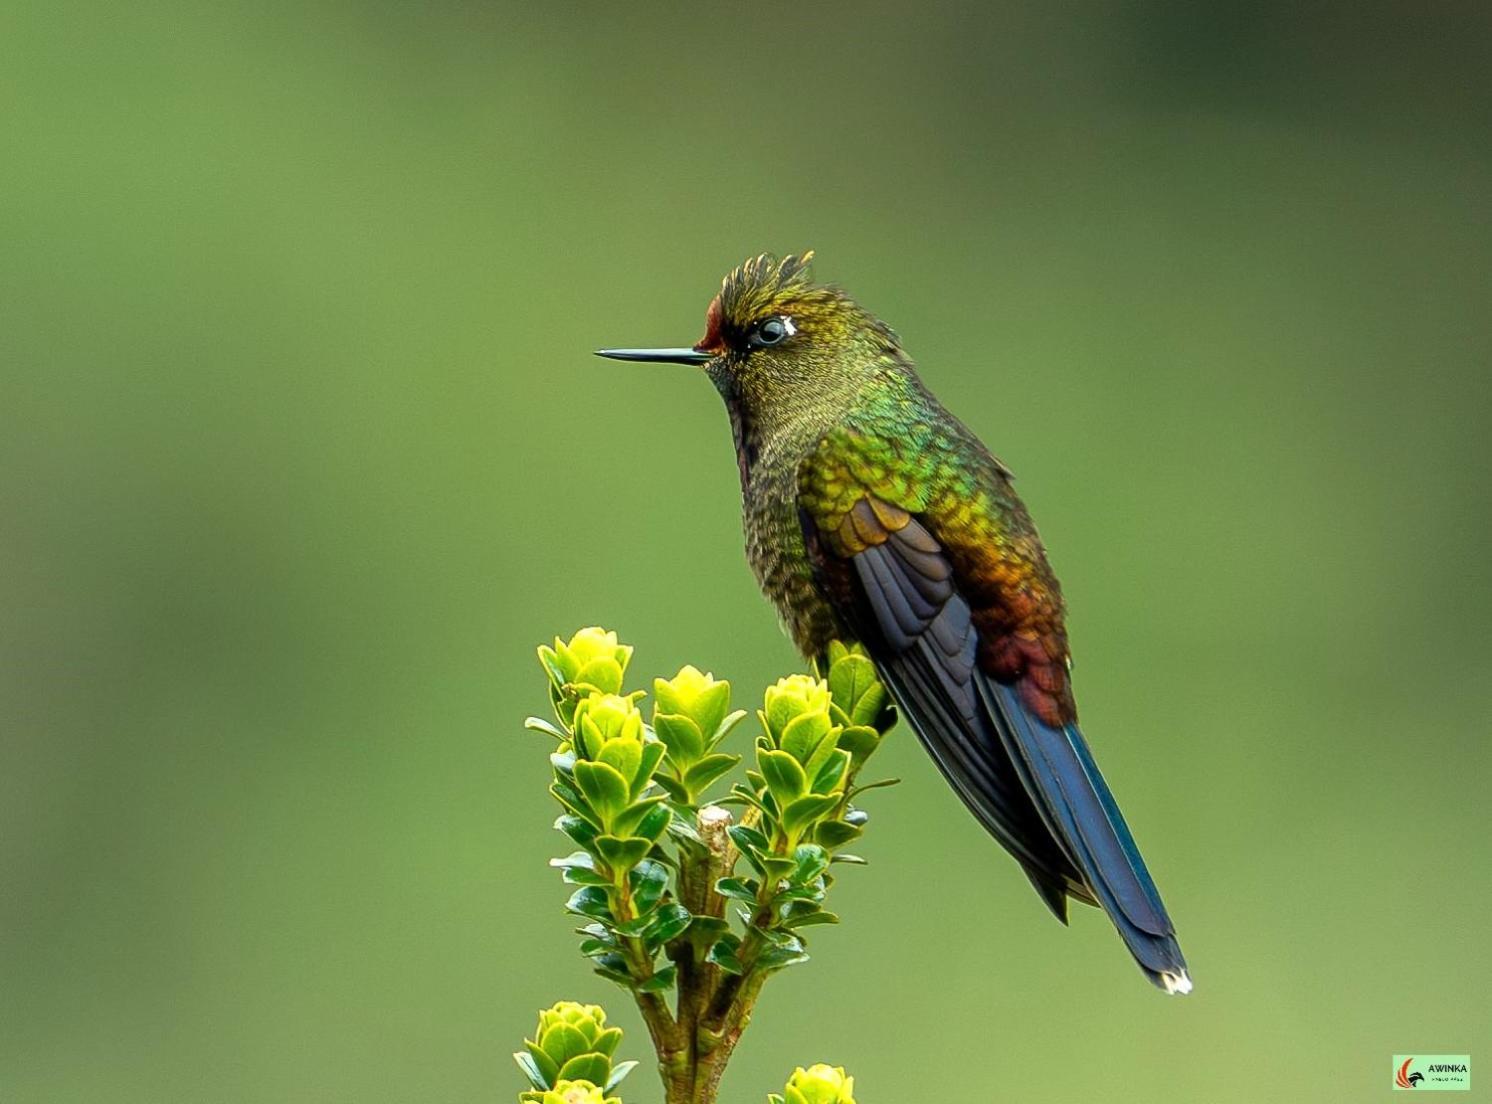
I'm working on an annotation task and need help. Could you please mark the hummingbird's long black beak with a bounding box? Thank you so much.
[594,347,712,366]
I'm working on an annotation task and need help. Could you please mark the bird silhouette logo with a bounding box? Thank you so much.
[1397,1058,1424,1088]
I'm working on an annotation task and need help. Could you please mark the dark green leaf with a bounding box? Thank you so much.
[549,781,600,828]
[646,903,692,946]
[565,886,614,922]
[759,925,801,947]
[554,814,599,850]
[707,935,744,975]
[592,965,634,988]
[793,844,830,884]
[629,860,668,913]
[760,855,797,881]
[638,965,677,992]
[783,908,840,928]
[773,883,825,903]
[684,915,728,944]
[666,811,704,845]
[757,942,810,971]
[727,824,770,853]
[734,844,765,879]
[591,951,632,986]
[633,801,673,842]
[612,911,658,937]
[715,877,759,902]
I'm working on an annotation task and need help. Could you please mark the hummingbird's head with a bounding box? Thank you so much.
[597,252,901,420]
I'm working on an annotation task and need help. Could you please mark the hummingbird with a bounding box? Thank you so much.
[598,253,1190,994]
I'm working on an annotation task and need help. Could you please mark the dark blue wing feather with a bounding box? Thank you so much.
[846,525,1090,918]
[832,512,1190,992]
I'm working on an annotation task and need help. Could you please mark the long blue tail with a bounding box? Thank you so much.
[979,677,1191,993]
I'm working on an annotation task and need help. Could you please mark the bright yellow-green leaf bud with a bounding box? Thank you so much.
[535,1001,608,1047]
[545,628,633,691]
[570,693,664,824]
[540,1079,617,1104]
[760,674,842,788]
[655,665,730,742]
[518,1001,626,1101]
[652,665,731,772]
[763,674,833,743]
[781,1064,856,1104]
[539,628,634,726]
[569,695,641,763]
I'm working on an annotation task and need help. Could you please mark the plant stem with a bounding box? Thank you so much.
[632,804,798,1103]
[692,966,767,1104]
[654,805,747,1104]
[606,864,683,1093]
[688,819,793,1103]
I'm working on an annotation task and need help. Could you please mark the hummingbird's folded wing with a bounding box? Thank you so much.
[800,497,1088,918]
[799,492,1190,991]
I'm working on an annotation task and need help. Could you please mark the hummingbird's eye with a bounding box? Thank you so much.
[748,316,793,349]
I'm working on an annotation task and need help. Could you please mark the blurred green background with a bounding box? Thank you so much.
[3,2,1489,1101]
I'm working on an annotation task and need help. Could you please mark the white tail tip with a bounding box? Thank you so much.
[1161,971,1193,995]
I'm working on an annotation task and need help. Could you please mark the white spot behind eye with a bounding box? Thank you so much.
[781,316,797,336]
